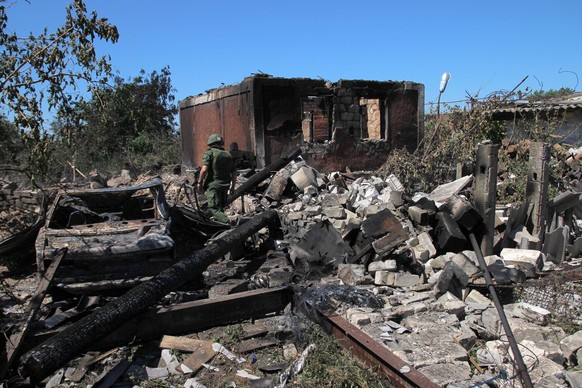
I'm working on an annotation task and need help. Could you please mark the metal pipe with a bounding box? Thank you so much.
[468,233,534,388]
[226,147,302,206]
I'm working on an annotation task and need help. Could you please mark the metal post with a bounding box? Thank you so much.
[469,234,534,388]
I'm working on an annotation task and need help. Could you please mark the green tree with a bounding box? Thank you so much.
[0,115,22,164]
[0,0,118,180]
[52,67,180,175]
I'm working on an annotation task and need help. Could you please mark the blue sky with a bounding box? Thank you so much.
[6,0,582,117]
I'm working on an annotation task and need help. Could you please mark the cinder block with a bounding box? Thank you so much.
[434,212,467,252]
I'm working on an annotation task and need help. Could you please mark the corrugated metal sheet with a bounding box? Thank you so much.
[490,93,582,114]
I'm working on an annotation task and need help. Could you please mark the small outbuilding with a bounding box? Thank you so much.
[179,74,424,172]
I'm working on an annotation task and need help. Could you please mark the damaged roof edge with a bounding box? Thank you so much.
[178,75,424,109]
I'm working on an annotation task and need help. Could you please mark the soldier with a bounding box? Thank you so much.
[197,134,236,223]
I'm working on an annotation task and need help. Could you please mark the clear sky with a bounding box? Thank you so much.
[5,0,582,117]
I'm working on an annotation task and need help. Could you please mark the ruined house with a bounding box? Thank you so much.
[179,75,424,173]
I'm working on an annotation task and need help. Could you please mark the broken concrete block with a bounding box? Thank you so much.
[427,175,473,204]
[509,225,540,247]
[565,371,582,388]
[439,194,483,231]
[434,291,466,317]
[542,226,569,265]
[289,220,354,268]
[433,261,469,299]
[508,316,566,344]
[368,259,397,274]
[505,302,551,326]
[408,233,436,263]
[393,301,428,318]
[418,362,472,387]
[465,289,493,305]
[451,252,480,278]
[487,259,527,284]
[401,341,468,368]
[483,254,501,266]
[526,355,565,386]
[476,340,506,365]
[375,271,420,288]
[500,248,544,277]
[286,212,303,221]
[322,206,346,219]
[407,205,432,225]
[304,205,322,216]
[330,219,347,231]
[397,291,435,306]
[529,340,565,365]
[291,165,318,190]
[346,307,383,326]
[264,168,290,201]
[434,212,467,252]
[337,264,373,286]
[560,330,582,365]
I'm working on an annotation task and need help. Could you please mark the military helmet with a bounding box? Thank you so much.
[207,133,223,146]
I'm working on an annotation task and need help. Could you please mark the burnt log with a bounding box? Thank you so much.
[226,147,301,206]
[18,210,281,383]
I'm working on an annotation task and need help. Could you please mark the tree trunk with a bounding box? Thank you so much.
[18,210,281,383]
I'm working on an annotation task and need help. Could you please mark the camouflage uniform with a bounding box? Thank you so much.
[201,145,234,223]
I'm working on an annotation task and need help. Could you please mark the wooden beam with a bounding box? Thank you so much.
[0,248,66,379]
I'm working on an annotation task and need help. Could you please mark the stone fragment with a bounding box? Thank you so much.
[427,175,473,204]
[337,264,373,286]
[500,248,544,277]
[434,212,467,252]
[439,194,483,231]
[451,252,480,277]
[375,272,419,288]
[542,226,569,265]
[487,259,527,284]
[393,302,428,318]
[565,371,582,388]
[289,220,354,268]
[322,206,346,219]
[418,362,472,387]
[290,165,318,190]
[560,330,582,365]
[433,261,469,299]
[465,289,492,305]
[397,341,468,368]
[409,232,437,263]
[367,260,397,273]
[504,302,551,326]
[407,205,432,226]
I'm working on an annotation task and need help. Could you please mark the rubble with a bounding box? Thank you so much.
[1,140,582,387]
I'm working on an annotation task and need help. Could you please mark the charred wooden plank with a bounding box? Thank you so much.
[18,210,281,383]
[0,248,66,379]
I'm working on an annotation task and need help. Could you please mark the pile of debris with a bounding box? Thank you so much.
[2,141,582,387]
[219,143,582,387]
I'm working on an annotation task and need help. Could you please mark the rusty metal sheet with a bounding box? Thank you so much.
[320,314,440,388]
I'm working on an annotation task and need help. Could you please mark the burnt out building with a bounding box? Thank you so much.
[179,75,424,172]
